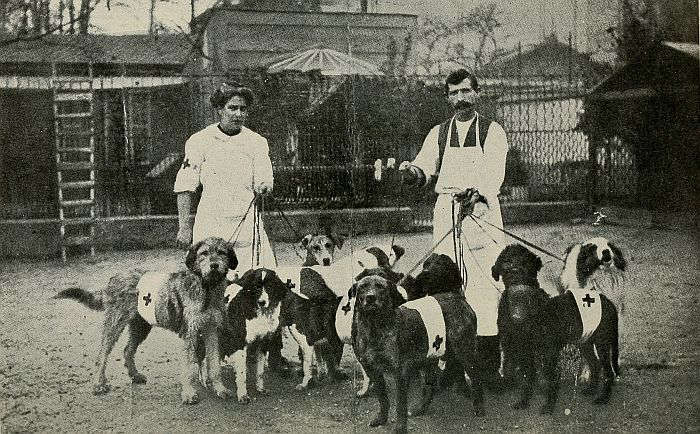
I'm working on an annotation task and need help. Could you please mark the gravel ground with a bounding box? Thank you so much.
[1,207,698,433]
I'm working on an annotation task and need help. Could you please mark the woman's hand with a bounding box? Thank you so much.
[176,225,193,249]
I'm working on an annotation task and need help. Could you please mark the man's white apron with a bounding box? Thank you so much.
[431,118,504,336]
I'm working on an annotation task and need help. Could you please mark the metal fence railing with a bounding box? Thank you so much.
[0,71,639,221]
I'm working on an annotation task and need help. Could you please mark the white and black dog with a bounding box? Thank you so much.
[278,243,405,393]
[560,236,627,379]
[198,268,289,404]
[536,236,627,414]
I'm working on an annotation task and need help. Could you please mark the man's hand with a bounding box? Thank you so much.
[472,201,489,218]
[398,161,420,185]
[176,225,193,249]
[254,182,271,195]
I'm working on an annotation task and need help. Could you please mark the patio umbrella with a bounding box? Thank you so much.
[266,46,384,76]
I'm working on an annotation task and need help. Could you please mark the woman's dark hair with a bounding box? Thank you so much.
[210,81,256,109]
[444,69,480,95]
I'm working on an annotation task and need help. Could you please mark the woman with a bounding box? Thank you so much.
[174,82,276,272]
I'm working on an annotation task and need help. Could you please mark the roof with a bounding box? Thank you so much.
[198,9,417,72]
[0,34,193,66]
[662,41,699,59]
[588,42,699,100]
[479,34,611,81]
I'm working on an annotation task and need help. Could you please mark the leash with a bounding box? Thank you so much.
[470,214,565,263]
[398,208,469,285]
[251,194,263,267]
[459,228,504,295]
[268,196,306,262]
[451,200,468,286]
[228,196,257,246]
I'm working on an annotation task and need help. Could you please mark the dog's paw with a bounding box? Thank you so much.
[237,394,251,404]
[394,423,408,434]
[131,373,147,384]
[539,403,554,415]
[593,394,610,405]
[369,414,388,427]
[581,384,597,396]
[256,387,269,396]
[512,399,530,410]
[214,385,234,400]
[181,389,200,405]
[356,383,372,398]
[92,383,111,395]
[331,369,349,382]
[295,377,314,391]
[408,406,427,417]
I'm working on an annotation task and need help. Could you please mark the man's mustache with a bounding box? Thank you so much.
[455,101,473,109]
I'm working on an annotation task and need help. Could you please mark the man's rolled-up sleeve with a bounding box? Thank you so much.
[411,125,441,182]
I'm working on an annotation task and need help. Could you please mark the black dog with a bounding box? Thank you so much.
[492,244,550,409]
[352,268,484,433]
[400,253,463,301]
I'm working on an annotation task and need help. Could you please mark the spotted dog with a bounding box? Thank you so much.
[352,269,484,433]
[208,268,289,404]
[53,237,237,404]
[536,237,626,414]
[279,244,405,392]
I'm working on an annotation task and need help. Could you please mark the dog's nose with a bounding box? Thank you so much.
[601,249,611,262]
[210,262,219,270]
[323,258,331,266]
[258,300,267,307]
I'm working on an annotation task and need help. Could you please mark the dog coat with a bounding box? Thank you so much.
[402,296,447,359]
[136,271,170,326]
[276,265,355,300]
[567,288,602,342]
[335,291,355,343]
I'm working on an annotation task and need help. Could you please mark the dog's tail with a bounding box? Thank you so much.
[53,287,104,311]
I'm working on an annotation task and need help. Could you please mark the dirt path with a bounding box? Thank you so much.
[1,214,698,433]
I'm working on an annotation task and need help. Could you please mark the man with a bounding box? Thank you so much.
[399,69,508,388]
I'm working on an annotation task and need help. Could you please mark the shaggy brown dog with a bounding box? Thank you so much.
[492,244,550,409]
[53,237,237,405]
[352,269,484,434]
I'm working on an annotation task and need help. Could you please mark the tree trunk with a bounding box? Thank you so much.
[0,0,7,32]
[78,0,91,34]
[149,0,156,33]
[68,0,75,34]
[58,0,65,32]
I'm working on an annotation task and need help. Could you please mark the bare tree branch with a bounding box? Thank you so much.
[0,0,103,46]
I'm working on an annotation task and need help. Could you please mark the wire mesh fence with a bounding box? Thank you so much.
[0,71,638,220]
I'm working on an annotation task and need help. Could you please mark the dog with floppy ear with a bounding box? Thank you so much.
[533,237,624,414]
[53,237,237,405]
[352,268,484,433]
[492,244,550,409]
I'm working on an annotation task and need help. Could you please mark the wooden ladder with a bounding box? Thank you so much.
[52,64,97,262]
